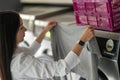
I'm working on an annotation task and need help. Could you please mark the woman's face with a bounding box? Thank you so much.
[16,17,27,44]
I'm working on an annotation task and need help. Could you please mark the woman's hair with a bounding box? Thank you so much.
[0,11,20,80]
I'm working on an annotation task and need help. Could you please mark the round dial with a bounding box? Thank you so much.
[106,39,114,52]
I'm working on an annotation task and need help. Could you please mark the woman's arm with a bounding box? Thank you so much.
[36,21,57,43]
[72,27,94,56]
[26,21,57,55]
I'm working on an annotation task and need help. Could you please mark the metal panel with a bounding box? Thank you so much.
[41,12,75,25]
[21,0,72,5]
[20,6,71,19]
[20,5,72,31]
[94,30,120,80]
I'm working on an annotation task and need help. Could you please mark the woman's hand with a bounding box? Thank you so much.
[36,21,57,43]
[44,21,57,32]
[80,26,94,42]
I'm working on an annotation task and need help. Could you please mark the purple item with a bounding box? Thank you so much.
[73,0,120,31]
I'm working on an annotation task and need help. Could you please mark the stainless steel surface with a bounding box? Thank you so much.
[94,30,120,80]
[20,5,72,31]
[21,0,72,4]
[20,6,71,19]
[41,12,75,25]
[95,30,120,40]
[99,57,119,80]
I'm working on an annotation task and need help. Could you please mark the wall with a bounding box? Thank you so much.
[0,0,21,11]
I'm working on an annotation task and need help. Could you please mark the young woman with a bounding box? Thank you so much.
[0,11,94,80]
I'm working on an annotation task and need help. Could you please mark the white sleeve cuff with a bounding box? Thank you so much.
[64,51,80,71]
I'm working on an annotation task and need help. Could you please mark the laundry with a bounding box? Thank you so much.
[50,24,100,80]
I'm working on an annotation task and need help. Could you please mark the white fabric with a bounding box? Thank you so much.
[50,24,99,80]
[11,41,80,80]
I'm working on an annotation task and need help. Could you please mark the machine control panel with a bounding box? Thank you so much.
[95,30,120,59]
[96,37,119,58]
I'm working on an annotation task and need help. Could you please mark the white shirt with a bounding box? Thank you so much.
[11,41,80,80]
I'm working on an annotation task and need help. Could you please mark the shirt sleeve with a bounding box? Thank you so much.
[11,51,80,79]
[64,51,80,72]
[28,41,41,55]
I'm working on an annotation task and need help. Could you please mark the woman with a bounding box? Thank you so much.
[0,11,94,80]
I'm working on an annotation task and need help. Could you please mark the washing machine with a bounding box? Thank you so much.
[89,30,120,80]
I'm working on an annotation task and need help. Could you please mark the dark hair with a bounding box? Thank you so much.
[0,11,20,80]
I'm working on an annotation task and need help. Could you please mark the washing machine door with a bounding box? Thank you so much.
[98,69,108,80]
[98,57,119,80]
